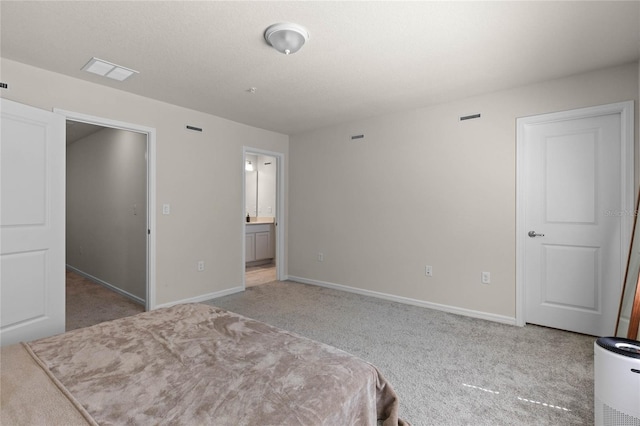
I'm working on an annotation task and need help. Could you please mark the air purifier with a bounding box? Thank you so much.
[594,337,640,426]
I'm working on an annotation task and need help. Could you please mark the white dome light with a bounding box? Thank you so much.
[264,23,309,55]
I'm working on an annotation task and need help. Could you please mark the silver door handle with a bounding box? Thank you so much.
[528,231,545,238]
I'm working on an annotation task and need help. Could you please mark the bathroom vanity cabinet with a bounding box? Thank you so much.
[245,223,274,264]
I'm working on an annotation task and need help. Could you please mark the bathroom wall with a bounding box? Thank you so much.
[257,155,276,219]
[245,154,258,219]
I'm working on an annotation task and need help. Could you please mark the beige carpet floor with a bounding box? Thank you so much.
[208,280,596,426]
[66,270,145,331]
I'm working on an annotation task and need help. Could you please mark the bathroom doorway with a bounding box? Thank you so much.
[243,148,283,287]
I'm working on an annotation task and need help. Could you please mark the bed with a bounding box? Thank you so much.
[1,303,407,425]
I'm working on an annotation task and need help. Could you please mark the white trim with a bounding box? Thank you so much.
[242,147,286,286]
[54,108,158,311]
[66,265,145,305]
[515,101,635,327]
[288,276,517,326]
[154,286,244,309]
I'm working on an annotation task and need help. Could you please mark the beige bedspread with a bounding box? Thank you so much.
[9,303,405,425]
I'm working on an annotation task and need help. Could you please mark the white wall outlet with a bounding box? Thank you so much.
[425,265,433,277]
[481,271,490,284]
[317,252,324,262]
[162,203,171,215]
[197,260,205,271]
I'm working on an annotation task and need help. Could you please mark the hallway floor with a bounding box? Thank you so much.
[66,270,144,331]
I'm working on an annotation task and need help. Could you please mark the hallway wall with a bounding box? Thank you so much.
[66,127,147,301]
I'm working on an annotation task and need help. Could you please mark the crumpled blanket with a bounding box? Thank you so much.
[28,303,408,425]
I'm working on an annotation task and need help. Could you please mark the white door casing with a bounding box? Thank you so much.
[1,98,65,346]
[55,108,157,311]
[516,101,634,336]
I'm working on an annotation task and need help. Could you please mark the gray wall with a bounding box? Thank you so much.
[4,57,637,316]
[2,58,289,307]
[288,62,639,321]
[66,127,147,302]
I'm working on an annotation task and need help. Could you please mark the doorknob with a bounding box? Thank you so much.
[528,231,545,238]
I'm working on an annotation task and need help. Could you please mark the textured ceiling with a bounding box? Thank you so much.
[1,1,639,135]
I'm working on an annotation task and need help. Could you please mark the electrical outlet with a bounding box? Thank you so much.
[197,260,205,271]
[481,271,490,284]
[425,265,433,277]
[317,253,324,262]
[162,204,171,215]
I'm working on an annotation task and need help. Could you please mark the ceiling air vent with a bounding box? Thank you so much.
[82,57,138,82]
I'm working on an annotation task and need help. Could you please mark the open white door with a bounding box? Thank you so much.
[1,98,65,346]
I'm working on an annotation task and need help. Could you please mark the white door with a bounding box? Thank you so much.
[517,102,634,336]
[1,98,65,346]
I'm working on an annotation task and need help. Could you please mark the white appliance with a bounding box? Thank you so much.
[594,337,640,426]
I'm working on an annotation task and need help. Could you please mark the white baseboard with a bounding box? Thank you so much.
[66,265,145,306]
[154,286,244,310]
[287,275,517,326]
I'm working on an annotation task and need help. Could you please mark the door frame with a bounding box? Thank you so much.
[515,101,635,327]
[242,146,285,286]
[55,108,157,311]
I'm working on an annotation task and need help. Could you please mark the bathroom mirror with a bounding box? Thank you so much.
[616,194,640,340]
[245,154,276,220]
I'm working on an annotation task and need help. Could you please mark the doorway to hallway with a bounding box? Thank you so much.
[59,108,157,311]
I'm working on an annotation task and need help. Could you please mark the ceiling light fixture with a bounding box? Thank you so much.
[264,23,309,55]
[82,57,139,81]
